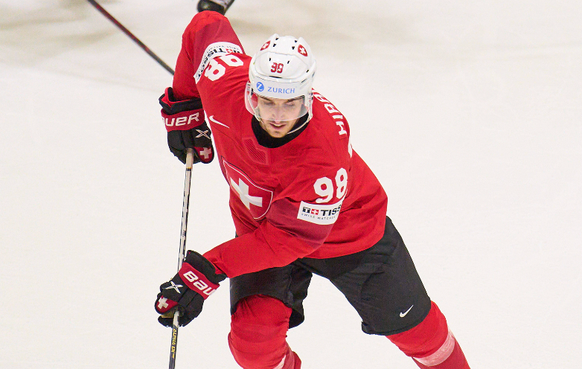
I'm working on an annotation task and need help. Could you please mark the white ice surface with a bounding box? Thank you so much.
[1,0,581,368]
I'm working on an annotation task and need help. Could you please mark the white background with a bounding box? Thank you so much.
[1,0,581,368]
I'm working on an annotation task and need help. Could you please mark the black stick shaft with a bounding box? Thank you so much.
[169,149,195,369]
[87,0,175,75]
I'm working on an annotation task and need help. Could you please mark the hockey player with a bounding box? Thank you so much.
[154,10,470,369]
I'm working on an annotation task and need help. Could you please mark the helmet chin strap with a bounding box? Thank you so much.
[286,115,309,135]
[255,113,308,136]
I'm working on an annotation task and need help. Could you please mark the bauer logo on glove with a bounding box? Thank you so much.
[164,111,201,128]
[155,250,226,327]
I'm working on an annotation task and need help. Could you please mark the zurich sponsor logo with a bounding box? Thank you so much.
[256,82,264,92]
[267,87,296,95]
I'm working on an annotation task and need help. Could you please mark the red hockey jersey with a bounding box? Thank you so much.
[171,12,387,278]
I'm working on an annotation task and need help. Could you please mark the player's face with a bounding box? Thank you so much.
[256,96,304,138]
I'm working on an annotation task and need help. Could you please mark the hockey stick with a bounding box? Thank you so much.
[87,0,175,75]
[169,148,195,369]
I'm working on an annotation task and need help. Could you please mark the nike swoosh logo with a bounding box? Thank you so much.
[209,115,230,129]
[399,305,414,318]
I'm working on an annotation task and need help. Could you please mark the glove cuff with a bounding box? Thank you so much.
[178,262,221,299]
[160,87,205,132]
[162,109,204,132]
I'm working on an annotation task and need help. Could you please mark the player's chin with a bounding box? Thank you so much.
[264,121,292,137]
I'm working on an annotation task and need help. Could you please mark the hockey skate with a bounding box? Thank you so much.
[197,0,235,15]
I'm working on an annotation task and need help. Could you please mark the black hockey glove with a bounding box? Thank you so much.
[197,0,235,15]
[159,87,215,164]
[154,251,226,327]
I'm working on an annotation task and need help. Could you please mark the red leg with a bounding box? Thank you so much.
[388,302,470,369]
[228,295,301,369]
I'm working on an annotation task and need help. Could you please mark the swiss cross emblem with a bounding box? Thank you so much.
[223,160,273,219]
[157,297,169,310]
[298,45,308,57]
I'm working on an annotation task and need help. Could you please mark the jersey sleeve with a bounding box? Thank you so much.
[204,161,347,278]
[203,203,341,278]
[172,11,245,100]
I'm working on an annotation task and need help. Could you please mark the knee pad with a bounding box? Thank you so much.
[228,295,293,369]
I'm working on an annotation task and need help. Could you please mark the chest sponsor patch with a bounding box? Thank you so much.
[297,200,343,225]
